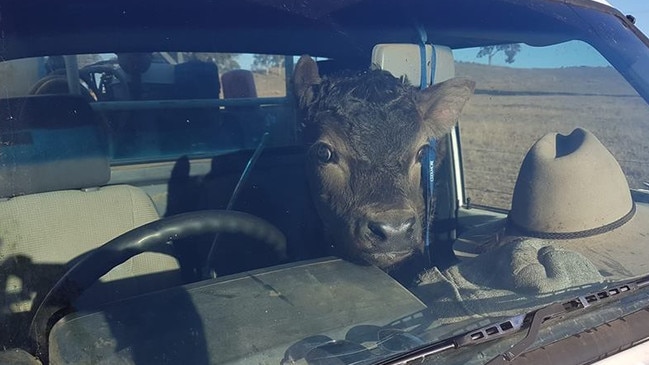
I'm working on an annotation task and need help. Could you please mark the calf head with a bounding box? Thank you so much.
[294,56,474,271]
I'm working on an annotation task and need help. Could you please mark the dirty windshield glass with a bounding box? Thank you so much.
[1,0,649,364]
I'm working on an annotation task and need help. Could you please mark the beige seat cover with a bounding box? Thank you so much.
[0,184,181,315]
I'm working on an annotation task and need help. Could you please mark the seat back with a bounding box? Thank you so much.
[222,69,258,99]
[0,95,181,345]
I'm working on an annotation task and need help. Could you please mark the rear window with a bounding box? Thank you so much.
[3,52,297,162]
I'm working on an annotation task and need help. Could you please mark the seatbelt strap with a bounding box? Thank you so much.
[416,24,435,265]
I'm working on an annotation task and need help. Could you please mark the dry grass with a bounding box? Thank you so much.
[456,62,649,209]
[253,71,286,97]
[459,93,649,208]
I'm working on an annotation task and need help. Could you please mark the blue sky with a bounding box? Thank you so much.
[609,0,649,35]
[452,41,609,68]
[452,1,649,68]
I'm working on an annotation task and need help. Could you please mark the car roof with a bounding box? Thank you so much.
[589,0,613,6]
[0,0,627,61]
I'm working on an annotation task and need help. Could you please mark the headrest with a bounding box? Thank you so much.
[174,60,220,99]
[0,95,109,198]
[117,53,153,75]
[222,69,258,98]
[371,44,455,87]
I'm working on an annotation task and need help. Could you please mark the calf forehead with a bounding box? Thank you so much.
[311,71,424,159]
[333,107,422,161]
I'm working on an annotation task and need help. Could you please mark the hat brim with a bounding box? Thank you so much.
[454,202,649,279]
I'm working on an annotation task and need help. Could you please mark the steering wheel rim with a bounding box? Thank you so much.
[28,210,286,360]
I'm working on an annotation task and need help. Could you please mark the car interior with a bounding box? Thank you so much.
[0,45,469,350]
[1,2,649,358]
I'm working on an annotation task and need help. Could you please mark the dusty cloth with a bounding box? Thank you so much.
[414,238,605,325]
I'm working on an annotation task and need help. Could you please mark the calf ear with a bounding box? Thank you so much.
[416,78,475,138]
[293,55,322,109]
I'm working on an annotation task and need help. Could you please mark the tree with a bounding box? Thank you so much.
[208,53,241,73]
[171,52,241,72]
[476,44,522,65]
[252,55,284,74]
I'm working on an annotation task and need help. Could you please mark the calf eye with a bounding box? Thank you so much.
[416,145,429,163]
[314,143,334,163]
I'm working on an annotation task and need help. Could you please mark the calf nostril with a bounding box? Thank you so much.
[368,221,388,241]
[367,217,416,241]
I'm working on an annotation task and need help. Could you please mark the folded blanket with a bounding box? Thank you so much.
[414,238,605,325]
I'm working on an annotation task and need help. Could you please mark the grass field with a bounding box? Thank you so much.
[455,62,649,209]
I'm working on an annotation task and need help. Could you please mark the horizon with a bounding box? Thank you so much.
[451,41,610,69]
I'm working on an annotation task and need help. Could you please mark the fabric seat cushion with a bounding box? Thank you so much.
[0,184,181,314]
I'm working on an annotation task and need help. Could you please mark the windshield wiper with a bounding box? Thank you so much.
[377,275,649,365]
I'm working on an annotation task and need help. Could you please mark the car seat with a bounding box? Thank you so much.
[220,69,266,148]
[221,69,257,99]
[0,94,182,346]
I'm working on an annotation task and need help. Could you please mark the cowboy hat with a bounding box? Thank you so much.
[454,127,649,279]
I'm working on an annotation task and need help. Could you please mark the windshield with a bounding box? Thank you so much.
[1,0,649,364]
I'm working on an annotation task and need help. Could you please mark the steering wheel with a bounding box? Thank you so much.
[28,210,287,360]
[28,64,132,102]
[79,64,132,101]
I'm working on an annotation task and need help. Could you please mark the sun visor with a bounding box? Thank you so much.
[371,44,455,87]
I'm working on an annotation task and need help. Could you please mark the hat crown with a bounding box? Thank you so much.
[510,128,632,234]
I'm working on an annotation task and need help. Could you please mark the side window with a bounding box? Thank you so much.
[455,41,649,210]
[87,52,295,162]
[9,52,296,163]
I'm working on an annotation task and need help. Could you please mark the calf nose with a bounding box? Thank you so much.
[366,211,416,242]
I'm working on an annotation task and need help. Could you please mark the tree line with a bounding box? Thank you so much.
[476,44,521,65]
